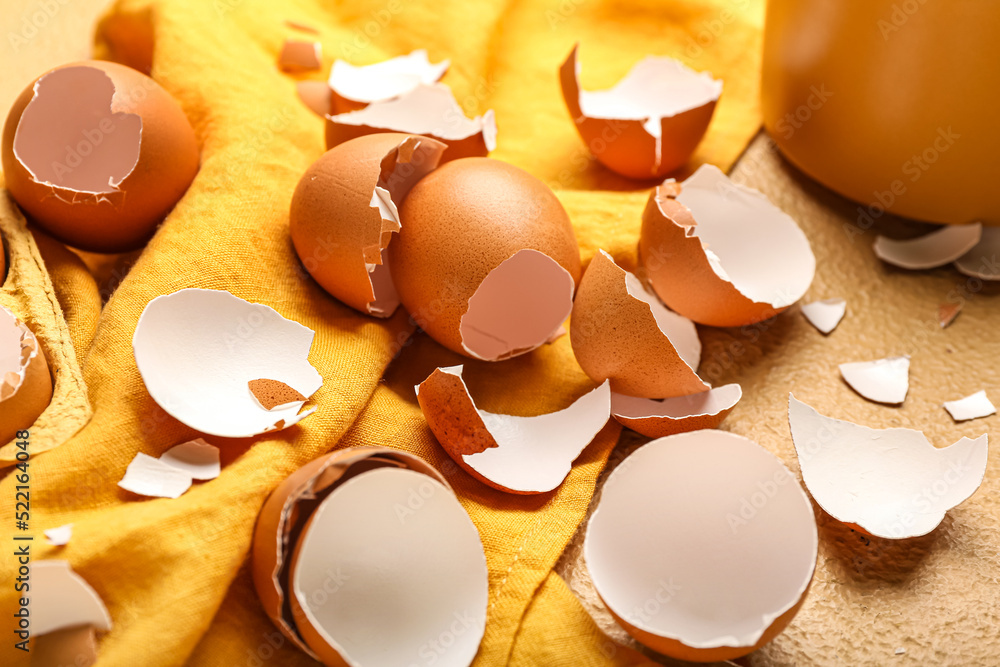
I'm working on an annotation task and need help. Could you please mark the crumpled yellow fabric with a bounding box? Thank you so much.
[0,0,762,664]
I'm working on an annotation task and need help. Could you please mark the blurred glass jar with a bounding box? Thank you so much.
[761,0,1000,225]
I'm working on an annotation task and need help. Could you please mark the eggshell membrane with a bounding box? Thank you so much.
[788,394,989,539]
[2,61,199,253]
[251,447,446,658]
[610,383,741,438]
[569,250,706,398]
[640,164,816,327]
[416,365,611,494]
[943,390,996,422]
[584,430,817,662]
[954,226,1000,279]
[800,298,846,334]
[0,305,53,445]
[289,467,488,667]
[329,50,449,113]
[132,289,323,438]
[390,157,582,360]
[290,133,446,318]
[326,84,496,163]
[31,560,112,636]
[559,44,721,180]
[839,355,909,405]
[873,222,982,270]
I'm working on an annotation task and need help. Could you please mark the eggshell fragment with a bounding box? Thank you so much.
[585,430,817,661]
[788,394,989,539]
[249,379,307,410]
[1,305,53,446]
[416,365,611,494]
[279,40,322,71]
[296,80,331,117]
[284,20,319,34]
[640,164,816,327]
[31,624,97,667]
[873,222,982,270]
[570,250,707,398]
[132,289,322,437]
[390,158,581,360]
[290,133,446,318]
[954,226,1000,279]
[611,383,741,438]
[944,390,996,422]
[1,61,199,253]
[329,50,449,113]
[289,467,488,667]
[44,523,73,546]
[559,44,721,180]
[31,560,112,636]
[801,298,846,334]
[938,302,962,328]
[159,438,220,480]
[251,448,461,659]
[326,84,496,162]
[839,355,910,405]
[118,453,193,498]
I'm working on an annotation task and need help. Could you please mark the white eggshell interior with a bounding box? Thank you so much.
[788,394,989,538]
[944,390,996,422]
[622,262,701,371]
[132,289,322,438]
[329,50,449,105]
[585,430,817,650]
[118,452,193,499]
[673,164,815,308]
[30,560,112,636]
[839,355,909,405]
[800,298,846,334]
[955,226,1000,280]
[611,383,741,420]
[159,439,221,480]
[874,223,982,270]
[43,524,73,546]
[291,467,488,667]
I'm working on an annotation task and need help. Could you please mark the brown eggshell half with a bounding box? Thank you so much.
[1,306,53,445]
[639,165,815,327]
[611,383,741,438]
[569,250,707,398]
[390,157,581,360]
[559,44,721,180]
[326,84,496,163]
[2,61,199,253]
[251,447,446,657]
[289,133,446,318]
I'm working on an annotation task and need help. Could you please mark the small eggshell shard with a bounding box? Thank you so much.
[326,83,496,162]
[801,298,846,334]
[390,157,582,360]
[44,523,73,546]
[329,50,449,113]
[295,80,332,117]
[118,452,193,498]
[251,448,474,661]
[284,20,319,34]
[939,302,962,328]
[1,61,199,253]
[416,365,611,494]
[249,378,308,411]
[290,133,446,318]
[611,383,741,438]
[640,164,816,327]
[788,394,989,539]
[559,44,721,180]
[30,560,112,636]
[159,438,220,480]
[839,355,909,405]
[289,467,488,667]
[873,222,982,270]
[944,390,996,422]
[132,289,322,438]
[585,430,817,662]
[569,250,707,398]
[954,226,1000,280]
[31,624,98,667]
[1,305,53,446]
[278,40,322,71]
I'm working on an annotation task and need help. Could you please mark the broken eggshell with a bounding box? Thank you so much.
[611,383,741,438]
[329,50,449,114]
[839,355,909,405]
[943,390,996,422]
[158,438,220,480]
[290,133,446,318]
[1,305,53,446]
[584,430,817,662]
[788,394,989,539]
[326,83,496,162]
[873,222,982,270]
[31,560,112,636]
[559,44,721,180]
[390,157,581,361]
[2,61,199,253]
[132,289,322,438]
[640,164,816,327]
[279,40,322,72]
[954,226,1000,279]
[800,298,846,334]
[416,365,611,494]
[569,250,707,398]
[251,447,478,662]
